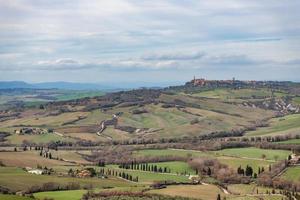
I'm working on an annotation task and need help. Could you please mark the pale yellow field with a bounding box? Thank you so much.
[0,151,74,167]
[147,184,227,200]
[0,112,89,127]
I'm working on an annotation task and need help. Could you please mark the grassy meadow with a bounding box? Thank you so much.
[280,166,300,182]
[0,167,132,192]
[134,148,282,174]
[213,147,290,161]
[245,114,300,137]
[147,184,227,200]
[0,194,34,200]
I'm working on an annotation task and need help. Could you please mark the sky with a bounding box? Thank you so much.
[0,0,299,85]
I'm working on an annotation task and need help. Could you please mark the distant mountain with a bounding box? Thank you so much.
[0,81,115,90]
[0,81,183,91]
[33,82,116,91]
[0,81,35,89]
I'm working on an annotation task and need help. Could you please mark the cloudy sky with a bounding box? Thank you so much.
[0,0,299,85]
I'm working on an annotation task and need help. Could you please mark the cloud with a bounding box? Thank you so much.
[0,0,299,81]
[141,51,205,61]
[13,51,274,72]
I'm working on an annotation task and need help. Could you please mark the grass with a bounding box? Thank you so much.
[275,138,300,144]
[0,89,277,144]
[191,88,274,100]
[147,184,227,200]
[6,133,74,145]
[246,114,300,137]
[101,166,191,183]
[292,96,300,105]
[227,196,284,200]
[213,147,291,161]
[50,150,92,164]
[217,156,273,174]
[54,91,104,101]
[227,184,282,195]
[51,164,191,184]
[134,149,212,158]
[108,161,196,175]
[34,186,146,200]
[34,190,87,200]
[135,148,275,174]
[280,166,300,181]
[0,151,76,167]
[0,167,132,192]
[148,161,196,175]
[0,194,33,200]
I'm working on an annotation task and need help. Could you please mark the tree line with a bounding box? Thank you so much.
[118,162,171,174]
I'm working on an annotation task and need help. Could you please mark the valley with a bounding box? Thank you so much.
[0,80,300,200]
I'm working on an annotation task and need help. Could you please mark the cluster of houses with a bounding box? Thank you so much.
[76,169,92,178]
[186,77,293,89]
[15,127,52,135]
[289,153,300,165]
[188,77,236,87]
[25,167,53,175]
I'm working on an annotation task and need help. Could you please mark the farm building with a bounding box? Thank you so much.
[28,169,43,175]
[76,169,92,178]
[289,153,300,165]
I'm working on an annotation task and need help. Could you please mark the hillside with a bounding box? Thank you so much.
[0,80,299,145]
[1,80,300,200]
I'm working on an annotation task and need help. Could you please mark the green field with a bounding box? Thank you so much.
[134,149,212,158]
[275,138,300,144]
[227,184,282,195]
[50,164,191,184]
[0,89,104,106]
[191,88,277,100]
[135,148,275,174]
[0,88,277,144]
[102,166,190,183]
[6,133,74,145]
[213,147,290,161]
[34,186,146,200]
[0,194,33,200]
[280,166,300,181]
[217,156,273,174]
[0,167,132,192]
[292,96,300,105]
[246,114,300,137]
[148,161,195,175]
[54,91,104,101]
[147,184,226,200]
[108,161,195,175]
[34,190,87,200]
